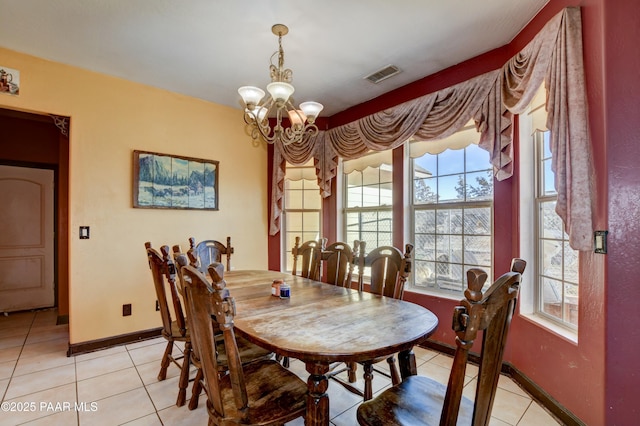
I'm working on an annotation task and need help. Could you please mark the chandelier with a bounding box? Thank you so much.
[238,24,323,146]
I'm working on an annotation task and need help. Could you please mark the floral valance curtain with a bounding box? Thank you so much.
[270,7,593,251]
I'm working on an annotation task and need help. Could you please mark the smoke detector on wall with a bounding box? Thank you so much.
[364,65,401,84]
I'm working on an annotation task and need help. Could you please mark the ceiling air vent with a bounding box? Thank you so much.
[364,65,401,84]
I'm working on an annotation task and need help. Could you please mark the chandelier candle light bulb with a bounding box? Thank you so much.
[238,24,323,146]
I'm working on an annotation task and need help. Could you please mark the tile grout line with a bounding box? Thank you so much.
[14,311,69,426]
[125,338,165,426]
[514,399,534,426]
[1,312,35,404]
[1,312,560,426]
[74,321,80,426]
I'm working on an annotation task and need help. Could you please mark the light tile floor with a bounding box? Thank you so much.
[0,309,561,425]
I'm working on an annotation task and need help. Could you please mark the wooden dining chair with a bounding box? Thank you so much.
[291,236,323,280]
[144,242,192,407]
[171,246,273,411]
[319,240,356,288]
[355,241,414,298]
[357,259,527,426]
[318,240,360,384]
[181,261,308,425]
[330,241,414,401]
[189,236,234,273]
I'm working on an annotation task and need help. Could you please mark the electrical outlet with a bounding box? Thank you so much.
[155,300,160,311]
[123,304,132,316]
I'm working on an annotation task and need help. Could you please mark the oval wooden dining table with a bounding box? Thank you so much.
[223,270,439,426]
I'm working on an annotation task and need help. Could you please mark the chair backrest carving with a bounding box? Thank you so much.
[291,236,323,280]
[145,242,186,337]
[441,258,526,425]
[354,241,414,299]
[320,241,355,287]
[171,245,203,304]
[181,261,251,422]
[189,236,234,273]
[171,247,207,393]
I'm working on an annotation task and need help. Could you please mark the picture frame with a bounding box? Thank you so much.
[133,150,219,210]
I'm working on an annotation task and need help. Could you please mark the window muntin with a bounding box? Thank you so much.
[535,131,579,328]
[343,157,393,255]
[411,143,493,296]
[282,162,321,272]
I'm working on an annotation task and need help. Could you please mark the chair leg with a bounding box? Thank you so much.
[387,355,401,386]
[176,341,192,407]
[276,354,290,368]
[347,361,357,383]
[188,367,203,410]
[158,340,173,381]
[363,362,374,401]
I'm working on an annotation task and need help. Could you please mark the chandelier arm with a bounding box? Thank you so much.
[243,98,278,144]
[252,121,276,143]
[239,24,322,146]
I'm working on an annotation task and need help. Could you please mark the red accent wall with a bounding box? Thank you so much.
[267,143,281,271]
[267,0,639,422]
[505,2,607,425]
[392,145,405,250]
[603,0,640,423]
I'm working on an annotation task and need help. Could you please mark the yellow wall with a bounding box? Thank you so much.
[0,47,269,343]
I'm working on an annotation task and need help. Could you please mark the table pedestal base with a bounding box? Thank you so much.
[305,362,330,426]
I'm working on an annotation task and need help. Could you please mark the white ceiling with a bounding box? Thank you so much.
[0,0,549,116]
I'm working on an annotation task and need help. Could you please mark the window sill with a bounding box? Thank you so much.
[519,313,578,344]
[408,288,579,344]
[405,286,462,302]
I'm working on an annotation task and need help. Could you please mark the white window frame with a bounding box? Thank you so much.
[409,143,493,298]
[342,155,393,255]
[281,162,322,272]
[534,131,579,331]
[519,85,579,339]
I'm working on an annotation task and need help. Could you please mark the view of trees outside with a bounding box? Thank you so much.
[345,210,393,251]
[412,144,493,295]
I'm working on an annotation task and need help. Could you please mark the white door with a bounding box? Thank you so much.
[0,165,55,312]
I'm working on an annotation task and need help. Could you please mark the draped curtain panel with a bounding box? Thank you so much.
[269,7,593,252]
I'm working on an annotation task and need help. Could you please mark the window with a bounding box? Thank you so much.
[535,131,579,328]
[343,151,393,252]
[410,129,493,297]
[520,85,579,333]
[282,161,321,272]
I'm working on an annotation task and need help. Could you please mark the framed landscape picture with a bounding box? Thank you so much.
[133,150,218,210]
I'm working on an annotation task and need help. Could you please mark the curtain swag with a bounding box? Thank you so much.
[269,7,593,252]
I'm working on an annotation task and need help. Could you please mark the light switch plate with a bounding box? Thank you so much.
[594,230,608,254]
[79,226,90,239]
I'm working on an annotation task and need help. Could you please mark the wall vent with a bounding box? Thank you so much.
[364,65,401,84]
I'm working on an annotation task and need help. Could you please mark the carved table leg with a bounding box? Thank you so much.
[387,355,401,385]
[305,361,331,426]
[398,347,417,380]
[363,362,374,401]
